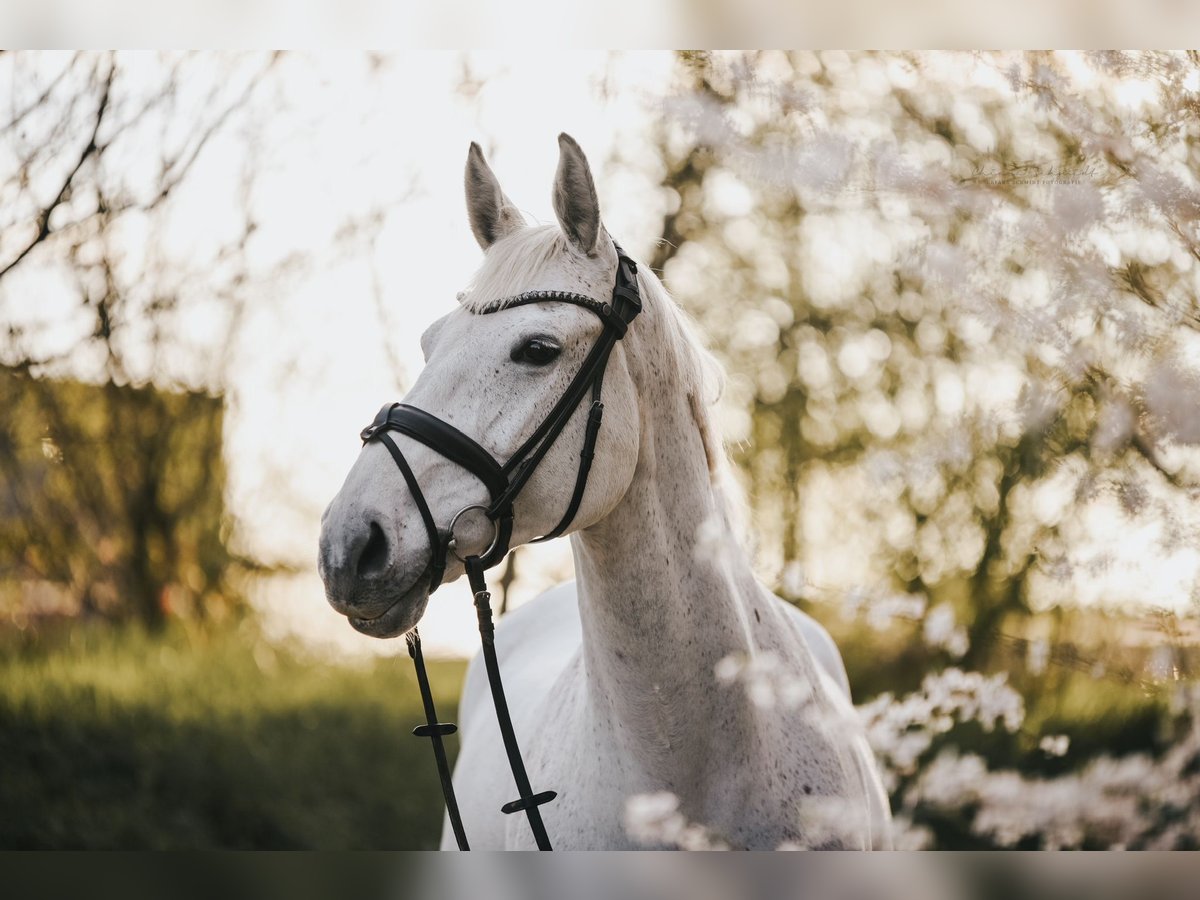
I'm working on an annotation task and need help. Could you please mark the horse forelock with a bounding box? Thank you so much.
[459,225,570,311]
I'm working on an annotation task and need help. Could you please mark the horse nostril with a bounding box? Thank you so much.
[356,521,391,579]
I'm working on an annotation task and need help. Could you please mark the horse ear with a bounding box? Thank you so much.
[552,133,602,256]
[465,142,526,251]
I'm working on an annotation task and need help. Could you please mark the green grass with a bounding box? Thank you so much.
[2,612,1180,850]
[0,622,466,849]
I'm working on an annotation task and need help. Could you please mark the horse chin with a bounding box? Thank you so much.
[347,571,431,639]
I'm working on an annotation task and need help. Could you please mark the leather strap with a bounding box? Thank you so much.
[476,290,631,337]
[533,367,607,542]
[364,403,508,500]
[466,555,556,849]
[375,431,446,592]
[405,628,469,850]
[493,333,618,504]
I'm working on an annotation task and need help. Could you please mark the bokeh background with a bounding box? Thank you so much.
[2,50,1199,849]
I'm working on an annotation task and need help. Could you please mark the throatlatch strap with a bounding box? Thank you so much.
[406,628,469,850]
[534,369,607,543]
[499,330,616,481]
[466,555,557,850]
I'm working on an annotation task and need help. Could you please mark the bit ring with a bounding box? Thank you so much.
[447,504,501,563]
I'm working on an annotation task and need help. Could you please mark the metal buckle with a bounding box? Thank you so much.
[447,503,501,563]
[360,402,398,443]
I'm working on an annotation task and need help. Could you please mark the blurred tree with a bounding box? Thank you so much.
[0,372,238,627]
[0,52,283,627]
[641,51,1200,675]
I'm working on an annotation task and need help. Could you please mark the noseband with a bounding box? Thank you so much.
[358,240,642,850]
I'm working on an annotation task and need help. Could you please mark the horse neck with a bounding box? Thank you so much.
[570,367,766,787]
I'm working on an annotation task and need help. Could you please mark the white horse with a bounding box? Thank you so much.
[318,134,892,850]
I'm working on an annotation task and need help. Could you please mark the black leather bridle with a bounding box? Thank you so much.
[358,239,642,850]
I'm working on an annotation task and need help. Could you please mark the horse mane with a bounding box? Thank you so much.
[636,261,750,543]
[461,225,749,540]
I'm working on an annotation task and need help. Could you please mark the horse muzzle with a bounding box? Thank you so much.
[318,505,431,636]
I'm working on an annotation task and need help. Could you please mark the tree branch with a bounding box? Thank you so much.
[0,61,113,282]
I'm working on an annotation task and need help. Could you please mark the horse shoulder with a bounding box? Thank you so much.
[766,592,894,848]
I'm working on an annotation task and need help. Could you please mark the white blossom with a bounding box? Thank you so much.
[623,792,729,851]
[1143,360,1200,445]
[693,513,730,565]
[1039,734,1071,757]
[922,604,970,657]
[843,588,927,630]
[1026,638,1050,675]
[781,561,806,597]
[714,650,813,710]
[907,721,1200,850]
[858,668,1025,790]
[1092,396,1136,453]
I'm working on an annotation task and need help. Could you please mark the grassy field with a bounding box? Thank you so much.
[0,611,1180,849]
[0,622,466,849]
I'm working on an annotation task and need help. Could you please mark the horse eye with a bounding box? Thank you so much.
[512,337,562,366]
